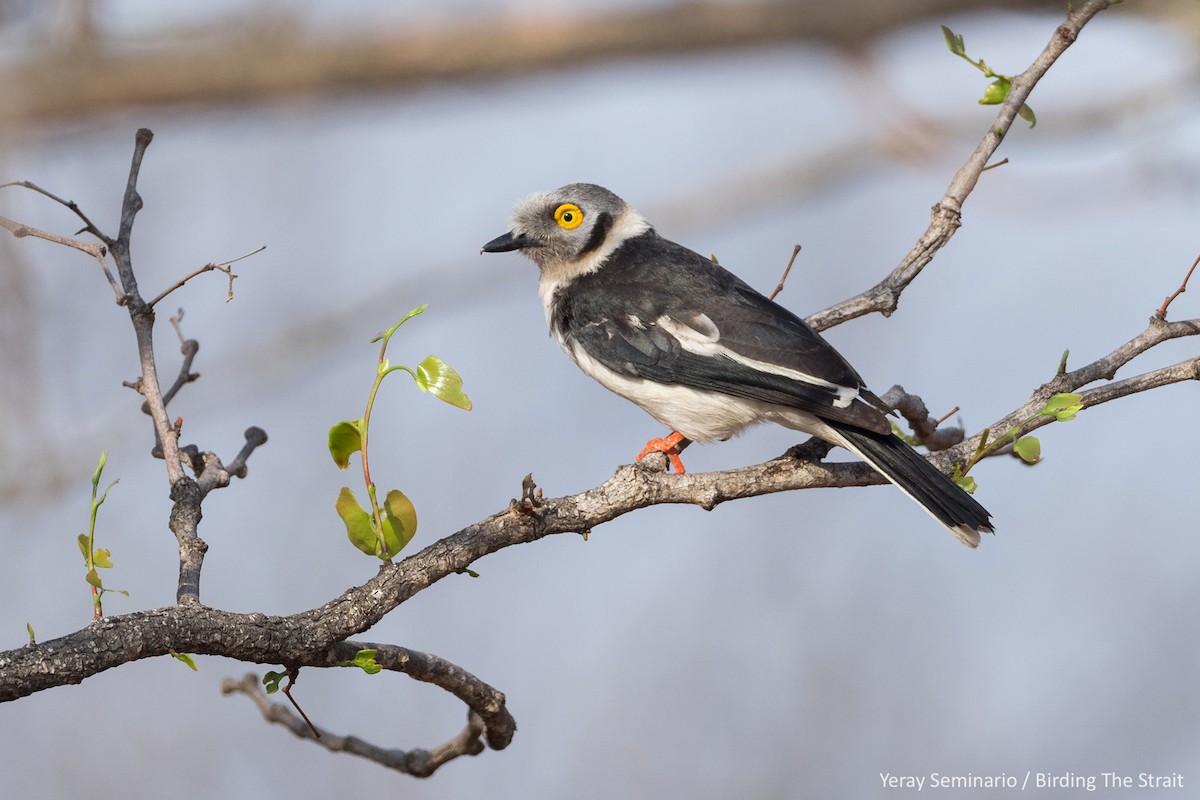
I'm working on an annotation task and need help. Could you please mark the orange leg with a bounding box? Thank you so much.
[636,431,691,474]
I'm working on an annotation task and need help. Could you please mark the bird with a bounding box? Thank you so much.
[481,183,993,547]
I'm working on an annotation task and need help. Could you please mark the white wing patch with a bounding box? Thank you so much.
[656,314,860,409]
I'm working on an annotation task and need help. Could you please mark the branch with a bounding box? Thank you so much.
[806,0,1115,332]
[0,0,1062,127]
[0,212,125,303]
[147,245,264,308]
[229,638,518,775]
[221,673,492,777]
[3,130,269,608]
[928,317,1200,471]
[0,179,113,246]
[0,607,515,774]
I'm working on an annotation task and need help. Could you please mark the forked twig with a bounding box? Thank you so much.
[148,245,266,307]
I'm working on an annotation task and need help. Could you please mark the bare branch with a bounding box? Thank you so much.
[220,673,489,777]
[806,0,1115,332]
[0,213,125,303]
[0,0,1064,127]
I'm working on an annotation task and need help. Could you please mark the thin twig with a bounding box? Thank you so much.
[0,179,113,246]
[981,157,1009,172]
[769,244,802,301]
[1155,252,1200,320]
[148,245,265,308]
[934,406,960,426]
[281,670,320,738]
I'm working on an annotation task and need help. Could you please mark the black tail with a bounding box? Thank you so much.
[827,424,994,548]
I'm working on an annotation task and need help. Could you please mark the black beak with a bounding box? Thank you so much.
[481,231,543,254]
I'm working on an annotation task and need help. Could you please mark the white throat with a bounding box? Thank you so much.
[537,208,651,326]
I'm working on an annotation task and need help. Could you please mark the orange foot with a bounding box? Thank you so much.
[636,431,691,474]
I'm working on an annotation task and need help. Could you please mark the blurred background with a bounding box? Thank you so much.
[1,1,1197,797]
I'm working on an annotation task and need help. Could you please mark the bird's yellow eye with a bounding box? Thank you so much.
[554,203,584,230]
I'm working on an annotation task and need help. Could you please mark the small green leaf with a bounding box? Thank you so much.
[415,355,472,410]
[380,489,418,556]
[463,568,480,578]
[979,77,1011,105]
[77,533,90,562]
[340,649,383,675]
[1012,436,1041,464]
[26,623,35,644]
[336,487,378,556]
[170,651,198,671]
[1017,102,1037,128]
[85,568,103,589]
[263,670,286,694]
[955,473,978,494]
[1040,392,1084,421]
[941,25,966,57]
[328,419,364,469]
[92,548,113,569]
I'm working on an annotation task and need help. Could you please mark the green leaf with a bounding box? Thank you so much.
[941,25,966,57]
[85,567,103,589]
[328,419,364,469]
[26,623,35,644]
[955,473,978,494]
[171,651,198,671]
[1040,392,1084,421]
[336,487,378,556]
[1012,436,1041,464]
[92,548,113,568]
[340,649,383,675]
[263,670,286,694]
[77,533,90,562]
[979,77,1011,105]
[380,489,418,557]
[91,451,107,491]
[415,355,472,410]
[1017,102,1037,128]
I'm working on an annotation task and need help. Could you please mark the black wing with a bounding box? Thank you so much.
[551,231,892,434]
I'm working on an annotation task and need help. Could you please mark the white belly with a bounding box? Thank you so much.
[564,338,831,443]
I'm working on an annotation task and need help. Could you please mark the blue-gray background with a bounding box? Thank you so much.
[1,2,1197,797]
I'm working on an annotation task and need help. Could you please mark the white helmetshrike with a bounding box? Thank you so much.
[482,183,993,547]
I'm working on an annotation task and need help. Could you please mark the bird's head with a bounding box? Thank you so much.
[481,183,649,277]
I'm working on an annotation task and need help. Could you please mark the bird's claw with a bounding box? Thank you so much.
[636,431,689,474]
